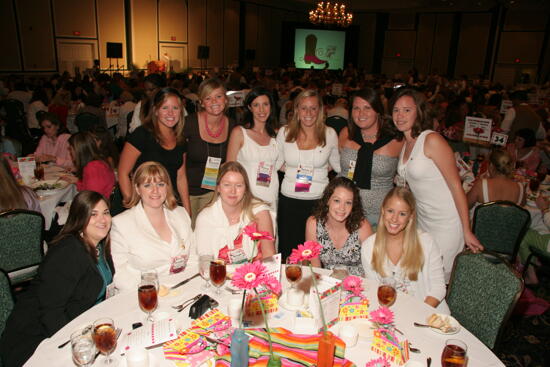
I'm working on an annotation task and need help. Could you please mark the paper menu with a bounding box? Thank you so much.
[309,275,342,332]
[121,318,177,351]
[262,253,281,281]
[17,157,36,185]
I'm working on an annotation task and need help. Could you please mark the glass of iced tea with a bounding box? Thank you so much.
[34,162,44,181]
[441,339,467,367]
[92,318,117,365]
[138,271,158,322]
[285,257,302,289]
[377,277,397,307]
[210,259,226,295]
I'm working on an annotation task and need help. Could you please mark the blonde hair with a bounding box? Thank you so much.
[206,161,265,221]
[372,187,424,281]
[198,78,227,113]
[126,161,177,209]
[285,89,327,147]
[489,149,513,177]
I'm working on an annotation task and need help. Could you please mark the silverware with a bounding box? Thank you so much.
[172,294,202,312]
[427,357,432,367]
[58,325,92,348]
[409,344,421,353]
[413,322,458,333]
[171,273,200,290]
[205,335,231,347]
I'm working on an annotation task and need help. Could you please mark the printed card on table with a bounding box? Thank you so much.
[17,157,36,185]
[491,132,508,147]
[500,99,513,114]
[121,318,177,351]
[309,275,342,332]
[463,116,492,145]
[226,91,246,107]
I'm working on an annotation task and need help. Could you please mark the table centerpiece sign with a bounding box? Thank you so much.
[463,116,492,146]
[339,275,370,321]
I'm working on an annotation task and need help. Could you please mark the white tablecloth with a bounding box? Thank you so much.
[26,263,504,367]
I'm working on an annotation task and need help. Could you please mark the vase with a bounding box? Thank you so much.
[267,354,282,366]
[230,328,249,367]
[316,331,336,367]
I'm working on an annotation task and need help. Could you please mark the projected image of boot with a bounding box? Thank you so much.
[304,34,327,65]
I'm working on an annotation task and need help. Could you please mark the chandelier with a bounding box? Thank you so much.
[309,1,353,27]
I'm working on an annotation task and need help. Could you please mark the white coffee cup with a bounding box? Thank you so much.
[339,324,358,348]
[227,298,243,320]
[287,288,305,306]
[126,347,149,367]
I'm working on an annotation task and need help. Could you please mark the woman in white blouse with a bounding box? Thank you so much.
[276,89,340,258]
[194,161,275,262]
[111,161,193,292]
[362,186,449,313]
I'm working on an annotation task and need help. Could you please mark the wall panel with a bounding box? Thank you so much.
[498,31,544,64]
[431,14,453,74]
[223,0,239,67]
[188,0,206,68]
[415,14,435,75]
[17,0,56,70]
[0,0,21,70]
[357,13,376,71]
[159,0,187,43]
[383,31,415,58]
[504,11,547,31]
[388,13,415,30]
[97,0,126,71]
[53,0,96,38]
[206,0,224,68]
[131,0,158,69]
[455,13,491,77]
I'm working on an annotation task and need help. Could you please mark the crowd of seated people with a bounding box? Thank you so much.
[0,65,550,366]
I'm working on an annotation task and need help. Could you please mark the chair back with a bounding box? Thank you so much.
[472,200,530,260]
[0,209,45,284]
[446,251,523,349]
[75,112,101,132]
[0,269,15,340]
[325,115,348,135]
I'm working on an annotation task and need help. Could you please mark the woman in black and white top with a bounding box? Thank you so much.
[276,89,340,258]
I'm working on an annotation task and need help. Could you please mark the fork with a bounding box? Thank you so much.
[172,294,202,312]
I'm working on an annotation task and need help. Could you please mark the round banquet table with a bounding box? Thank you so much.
[37,164,77,230]
[25,263,504,367]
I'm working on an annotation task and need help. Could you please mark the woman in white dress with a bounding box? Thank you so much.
[391,88,482,282]
[194,161,276,262]
[227,87,279,210]
[362,187,449,313]
[111,162,193,292]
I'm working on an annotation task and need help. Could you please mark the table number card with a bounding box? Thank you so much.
[309,275,341,332]
[463,116,492,145]
[491,132,508,147]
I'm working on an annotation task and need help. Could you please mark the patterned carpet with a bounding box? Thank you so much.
[496,271,550,367]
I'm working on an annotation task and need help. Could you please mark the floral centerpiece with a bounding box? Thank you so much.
[369,307,409,365]
[339,275,369,321]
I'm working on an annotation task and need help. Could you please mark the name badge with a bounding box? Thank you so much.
[295,164,313,192]
[201,156,222,190]
[169,254,188,274]
[347,159,356,180]
[256,161,273,187]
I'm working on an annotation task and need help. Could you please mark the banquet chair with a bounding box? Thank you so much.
[0,209,45,285]
[472,200,530,261]
[446,251,523,350]
[0,269,15,342]
[522,245,550,279]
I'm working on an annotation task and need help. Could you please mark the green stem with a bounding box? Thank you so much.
[254,288,274,357]
[239,289,246,329]
[309,262,328,334]
[248,240,258,262]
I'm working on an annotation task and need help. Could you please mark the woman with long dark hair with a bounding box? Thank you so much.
[0,191,114,366]
[227,86,279,210]
[0,155,40,212]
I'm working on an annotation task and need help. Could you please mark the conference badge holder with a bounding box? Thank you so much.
[201,156,221,190]
[295,164,313,192]
[256,161,273,187]
[346,159,356,180]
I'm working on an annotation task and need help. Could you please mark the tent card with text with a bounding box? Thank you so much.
[309,275,341,332]
[463,116,492,145]
[17,157,36,185]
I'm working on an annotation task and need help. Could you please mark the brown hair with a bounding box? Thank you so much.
[372,187,424,281]
[51,190,111,264]
[0,156,27,210]
[126,161,178,209]
[142,87,185,145]
[285,89,327,147]
[68,132,107,179]
[206,161,265,221]
[311,177,364,233]
[388,88,432,139]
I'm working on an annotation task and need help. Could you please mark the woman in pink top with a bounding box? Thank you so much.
[33,112,72,168]
[61,132,115,199]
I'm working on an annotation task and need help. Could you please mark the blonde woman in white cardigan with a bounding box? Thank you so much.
[111,162,193,292]
[194,161,276,262]
[361,186,449,313]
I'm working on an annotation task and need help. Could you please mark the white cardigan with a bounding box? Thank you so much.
[361,231,450,314]
[111,203,193,292]
[276,125,340,199]
[194,199,275,260]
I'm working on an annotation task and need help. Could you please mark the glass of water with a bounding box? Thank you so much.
[199,255,214,289]
[71,327,96,366]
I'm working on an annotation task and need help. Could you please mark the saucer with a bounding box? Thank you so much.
[278,292,309,311]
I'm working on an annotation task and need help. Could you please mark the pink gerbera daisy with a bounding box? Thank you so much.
[243,222,274,241]
[231,261,267,290]
[369,307,394,325]
[288,241,322,263]
[343,275,364,296]
[263,275,282,296]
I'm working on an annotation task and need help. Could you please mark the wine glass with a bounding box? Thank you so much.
[71,327,95,366]
[377,277,397,307]
[209,259,226,295]
[141,269,159,288]
[285,257,302,289]
[441,339,468,367]
[92,318,117,365]
[199,254,214,289]
[138,273,158,323]
[331,264,349,280]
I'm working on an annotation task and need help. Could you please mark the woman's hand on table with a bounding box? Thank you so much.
[36,154,56,163]
[464,230,483,253]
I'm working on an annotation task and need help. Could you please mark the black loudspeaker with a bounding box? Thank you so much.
[198,45,210,59]
[106,42,123,58]
[245,49,256,60]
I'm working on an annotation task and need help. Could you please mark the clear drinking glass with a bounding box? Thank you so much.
[92,318,117,365]
[199,254,214,289]
[441,339,468,367]
[285,257,302,289]
[377,277,397,307]
[209,259,226,295]
[71,327,96,366]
